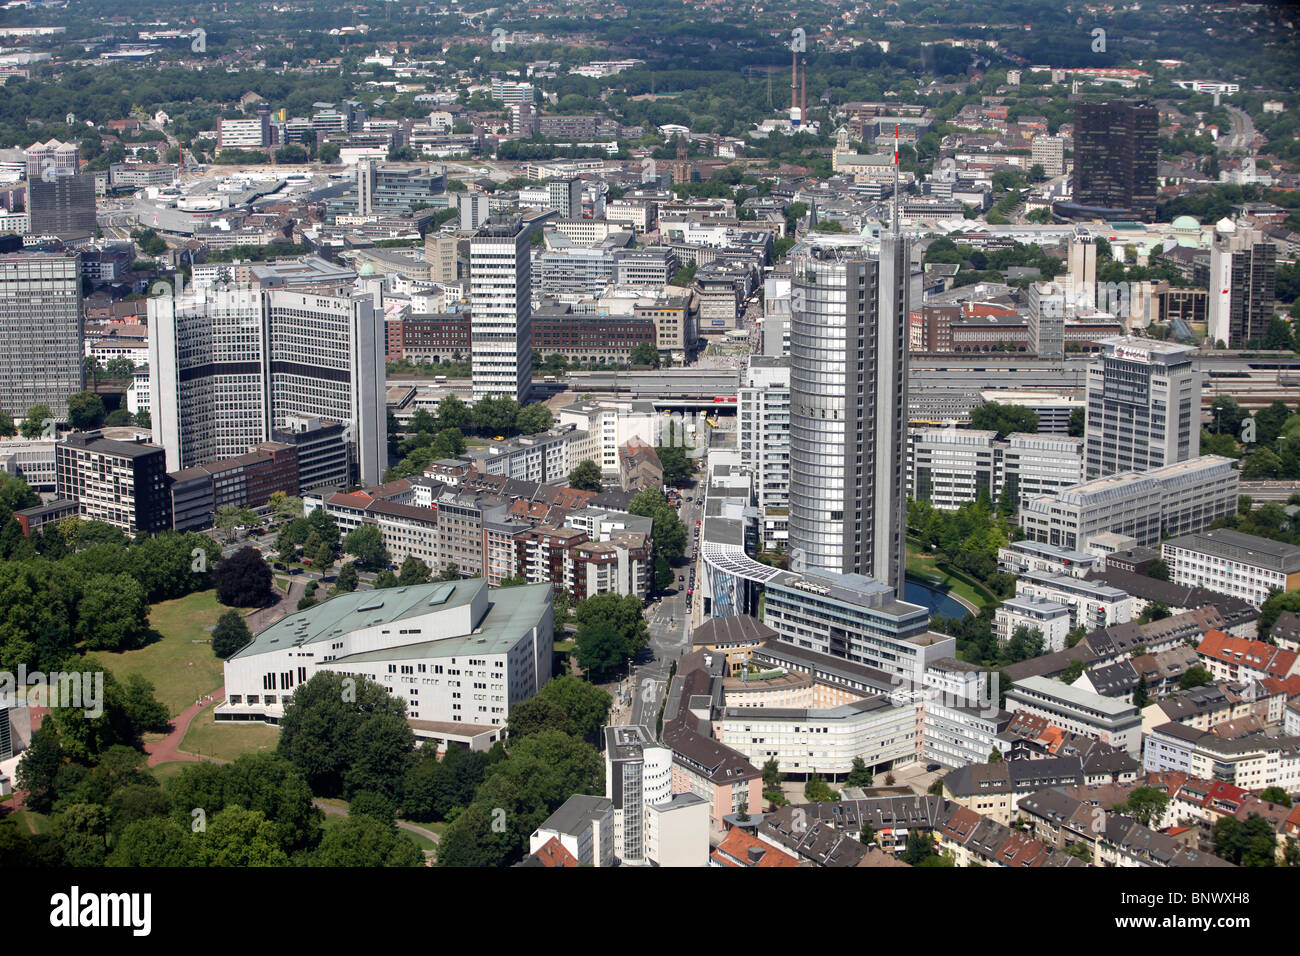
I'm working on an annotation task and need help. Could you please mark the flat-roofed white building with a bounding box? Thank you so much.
[995,597,1073,651]
[1005,675,1143,756]
[1014,570,1133,632]
[715,693,922,777]
[528,794,615,867]
[907,427,998,510]
[1163,528,1300,608]
[1144,722,1300,792]
[997,540,1099,579]
[1020,456,1238,551]
[218,578,553,752]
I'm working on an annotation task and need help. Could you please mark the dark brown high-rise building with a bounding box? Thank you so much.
[27,171,97,239]
[1072,100,1159,221]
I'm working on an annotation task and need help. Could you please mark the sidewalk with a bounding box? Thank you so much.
[144,688,225,767]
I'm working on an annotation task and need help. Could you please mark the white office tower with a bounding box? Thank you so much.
[761,275,792,357]
[1084,336,1201,480]
[1207,221,1277,349]
[788,233,909,594]
[149,286,386,486]
[356,159,376,217]
[470,217,533,403]
[604,725,708,867]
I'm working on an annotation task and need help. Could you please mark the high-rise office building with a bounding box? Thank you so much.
[1206,223,1276,348]
[1031,134,1065,178]
[470,216,533,403]
[149,286,386,486]
[1084,336,1201,480]
[424,233,459,284]
[24,138,78,180]
[0,251,83,421]
[1066,227,1097,304]
[787,234,909,592]
[1027,280,1065,359]
[27,172,97,238]
[458,192,490,231]
[546,177,583,219]
[1072,101,1158,220]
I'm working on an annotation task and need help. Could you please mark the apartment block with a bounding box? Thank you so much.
[1015,570,1133,632]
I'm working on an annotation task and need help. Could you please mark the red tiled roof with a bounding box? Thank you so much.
[711,827,798,868]
[531,837,579,868]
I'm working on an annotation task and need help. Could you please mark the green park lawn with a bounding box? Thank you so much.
[6,809,50,835]
[148,761,193,786]
[102,589,242,719]
[179,706,280,763]
[905,538,993,610]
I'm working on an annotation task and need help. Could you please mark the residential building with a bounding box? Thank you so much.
[738,356,791,548]
[995,598,1073,652]
[1144,722,1300,792]
[1015,570,1134,632]
[997,540,1100,579]
[1031,134,1065,178]
[1196,629,1298,684]
[617,437,661,493]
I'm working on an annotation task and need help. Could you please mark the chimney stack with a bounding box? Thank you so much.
[800,57,807,128]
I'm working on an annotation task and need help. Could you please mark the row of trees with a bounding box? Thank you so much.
[907,498,1018,599]
[386,395,555,480]
[6,744,421,867]
[0,393,149,439]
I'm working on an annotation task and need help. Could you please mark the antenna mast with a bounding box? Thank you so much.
[892,124,900,237]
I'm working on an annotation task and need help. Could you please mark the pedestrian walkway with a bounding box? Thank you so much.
[144,687,225,767]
